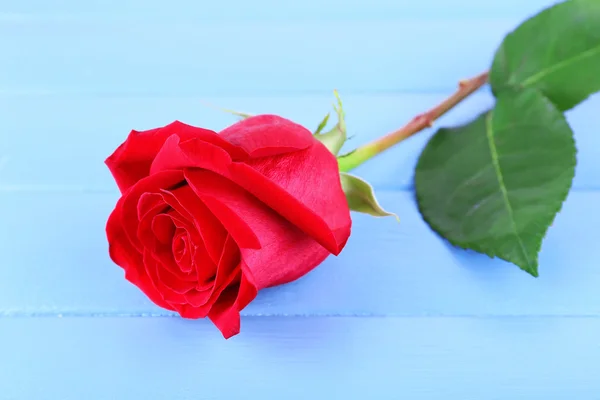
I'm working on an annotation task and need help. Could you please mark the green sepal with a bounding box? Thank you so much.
[220,108,253,120]
[340,172,398,220]
[200,100,253,121]
[314,90,347,155]
[314,113,331,135]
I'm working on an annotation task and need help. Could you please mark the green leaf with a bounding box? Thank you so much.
[340,172,398,219]
[314,90,347,155]
[490,0,600,111]
[414,88,576,276]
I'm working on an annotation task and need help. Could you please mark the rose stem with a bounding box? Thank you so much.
[337,70,490,172]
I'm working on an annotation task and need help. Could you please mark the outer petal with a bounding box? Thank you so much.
[230,140,352,255]
[208,267,258,339]
[105,195,174,311]
[150,136,350,255]
[149,133,232,176]
[105,121,247,193]
[219,115,351,252]
[218,115,313,158]
[185,169,331,291]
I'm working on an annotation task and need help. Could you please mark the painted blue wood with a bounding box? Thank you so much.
[1,0,597,398]
[0,18,530,95]
[1,317,599,399]
[3,0,559,20]
[1,190,598,316]
[2,92,599,190]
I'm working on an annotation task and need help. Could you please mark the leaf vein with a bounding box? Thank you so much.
[521,44,600,88]
[443,165,494,212]
[485,113,531,268]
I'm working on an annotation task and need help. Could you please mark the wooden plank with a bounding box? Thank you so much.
[0,18,527,95]
[1,190,598,316]
[1,316,598,399]
[1,0,559,20]
[1,92,599,190]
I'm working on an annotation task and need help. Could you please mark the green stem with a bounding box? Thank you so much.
[338,71,490,172]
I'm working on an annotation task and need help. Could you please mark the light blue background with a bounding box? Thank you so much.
[1,0,599,398]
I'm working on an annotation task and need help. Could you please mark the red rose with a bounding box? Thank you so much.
[105,115,352,338]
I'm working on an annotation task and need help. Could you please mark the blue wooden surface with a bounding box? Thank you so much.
[1,0,599,398]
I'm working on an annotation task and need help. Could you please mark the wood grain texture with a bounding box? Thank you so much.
[1,317,598,400]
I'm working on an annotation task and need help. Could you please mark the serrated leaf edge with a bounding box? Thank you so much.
[414,102,577,278]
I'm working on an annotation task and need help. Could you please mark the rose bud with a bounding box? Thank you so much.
[105,115,352,338]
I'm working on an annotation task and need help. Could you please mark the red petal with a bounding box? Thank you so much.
[207,286,240,338]
[230,140,352,255]
[137,210,192,282]
[185,169,331,290]
[149,133,233,176]
[150,136,348,255]
[218,115,312,158]
[167,211,215,285]
[136,197,171,250]
[106,121,247,193]
[119,170,184,252]
[177,235,241,316]
[137,192,167,221]
[155,262,197,295]
[190,242,217,288]
[144,250,193,303]
[161,185,228,264]
[151,213,176,245]
[172,230,192,272]
[192,196,261,250]
[208,267,258,339]
[213,234,242,290]
[105,198,174,311]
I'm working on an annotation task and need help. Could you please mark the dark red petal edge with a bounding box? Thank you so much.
[208,264,258,339]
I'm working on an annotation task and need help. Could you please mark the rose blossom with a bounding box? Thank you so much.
[105,115,351,338]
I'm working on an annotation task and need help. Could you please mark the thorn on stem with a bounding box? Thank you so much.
[414,113,434,128]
